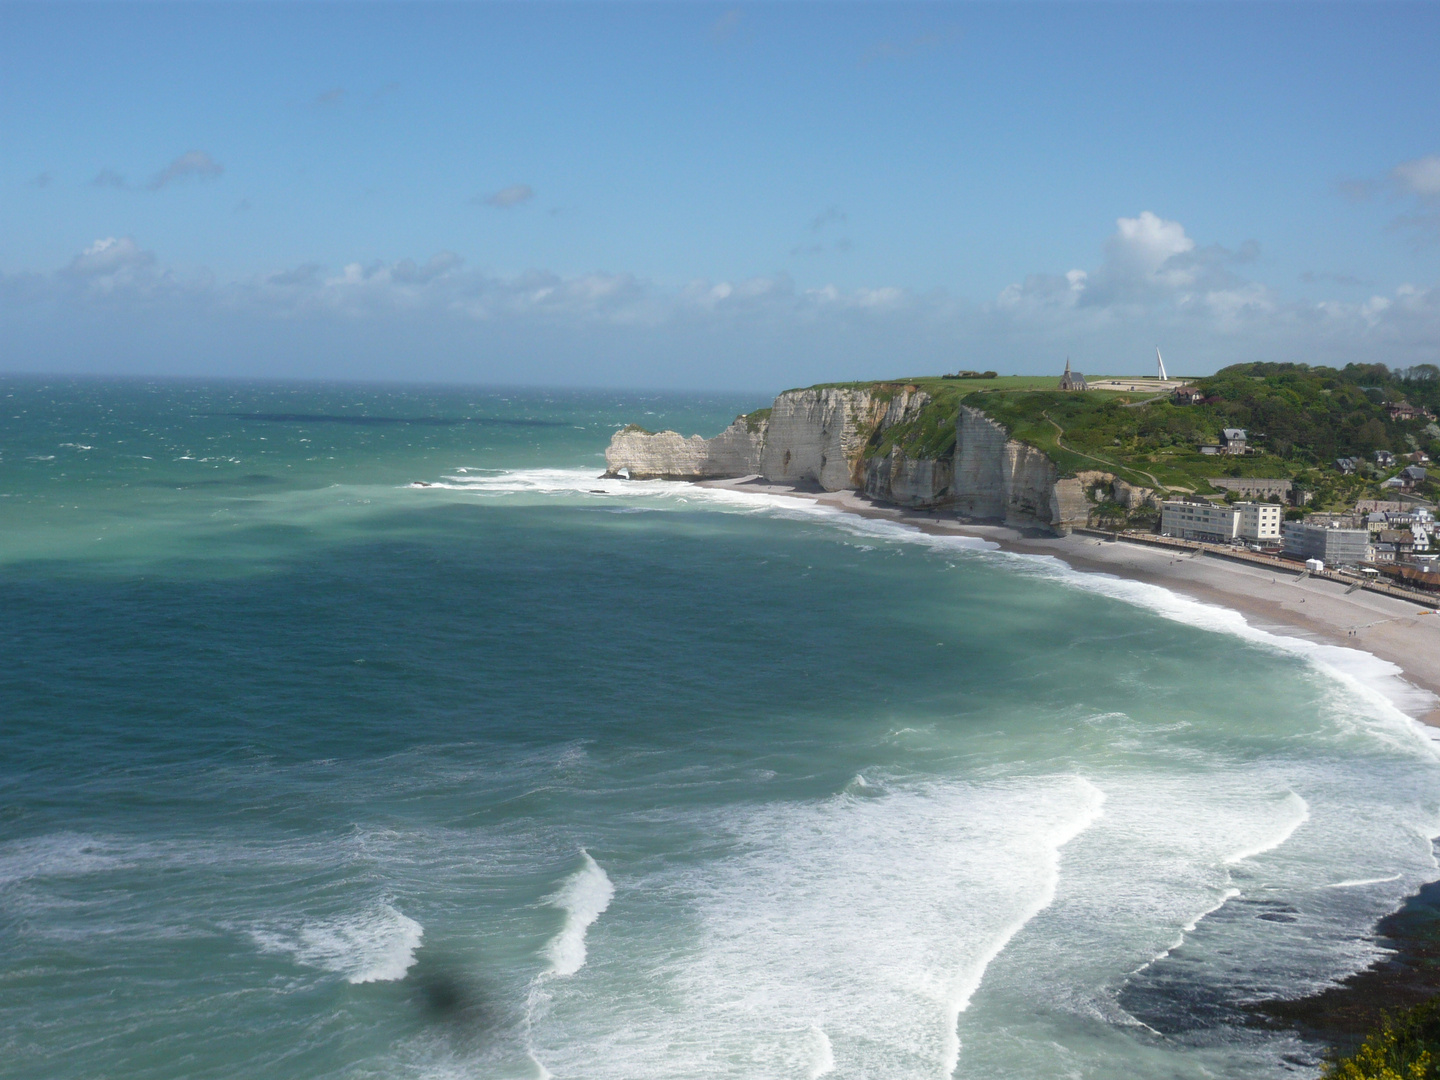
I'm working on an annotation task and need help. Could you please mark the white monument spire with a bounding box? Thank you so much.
[1156,346,1167,381]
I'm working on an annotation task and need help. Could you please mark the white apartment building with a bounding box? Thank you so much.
[1236,502,1282,542]
[1160,500,1283,543]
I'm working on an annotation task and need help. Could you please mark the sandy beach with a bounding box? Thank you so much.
[701,476,1440,728]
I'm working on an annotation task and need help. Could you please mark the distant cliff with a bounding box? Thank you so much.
[605,383,1122,534]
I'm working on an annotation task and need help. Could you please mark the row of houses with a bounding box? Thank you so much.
[1335,449,1430,491]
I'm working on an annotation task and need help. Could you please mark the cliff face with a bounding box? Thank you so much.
[605,387,1098,534]
[863,450,954,509]
[952,407,1090,532]
[607,386,932,492]
[759,387,930,492]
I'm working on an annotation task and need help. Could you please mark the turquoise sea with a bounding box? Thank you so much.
[4,377,1440,1079]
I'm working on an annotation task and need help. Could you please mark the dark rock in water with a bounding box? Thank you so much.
[1250,878,1440,1051]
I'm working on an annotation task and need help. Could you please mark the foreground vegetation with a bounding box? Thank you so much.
[1322,998,1440,1079]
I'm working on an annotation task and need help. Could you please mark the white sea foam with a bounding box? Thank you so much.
[542,850,614,977]
[1226,791,1311,864]
[0,833,132,886]
[1327,873,1404,888]
[804,1026,836,1078]
[416,466,1440,1077]
[937,779,1106,1075]
[527,775,1106,1079]
[250,901,424,984]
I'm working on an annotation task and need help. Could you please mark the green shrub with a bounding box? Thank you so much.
[1323,999,1440,1079]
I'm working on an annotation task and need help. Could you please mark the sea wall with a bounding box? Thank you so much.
[605,388,1101,534]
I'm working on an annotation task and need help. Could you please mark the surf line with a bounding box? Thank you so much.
[1129,790,1311,986]
[943,777,1106,1078]
[525,850,616,1080]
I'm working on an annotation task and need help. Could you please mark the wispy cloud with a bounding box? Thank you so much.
[808,206,847,233]
[148,150,223,190]
[1388,154,1440,248]
[62,236,154,279]
[390,251,463,284]
[476,184,535,208]
[29,171,54,188]
[1336,153,1440,248]
[859,26,959,67]
[91,169,127,190]
[709,9,745,45]
[313,87,345,106]
[1301,270,1373,288]
[1334,177,1378,203]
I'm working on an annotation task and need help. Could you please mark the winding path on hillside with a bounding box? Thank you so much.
[1041,411,1169,492]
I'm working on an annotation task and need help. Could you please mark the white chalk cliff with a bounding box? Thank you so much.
[606,386,1104,533]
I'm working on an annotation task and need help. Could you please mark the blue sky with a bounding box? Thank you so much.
[3,2,1439,391]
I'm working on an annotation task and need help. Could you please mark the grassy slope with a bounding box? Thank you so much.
[783,365,1440,509]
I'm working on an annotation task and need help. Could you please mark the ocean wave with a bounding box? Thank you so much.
[526,775,1105,1079]
[938,777,1105,1074]
[249,900,424,984]
[542,850,614,978]
[1226,791,1310,864]
[524,468,1440,758]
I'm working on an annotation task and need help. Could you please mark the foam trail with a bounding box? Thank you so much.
[1226,791,1310,864]
[1035,557,1440,759]
[543,850,615,977]
[1326,874,1404,888]
[942,778,1106,1076]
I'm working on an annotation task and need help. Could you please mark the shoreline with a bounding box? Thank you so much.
[699,476,1440,726]
[697,476,1440,1048]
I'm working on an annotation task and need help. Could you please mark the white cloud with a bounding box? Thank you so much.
[1000,211,1265,316]
[479,184,535,208]
[8,223,1440,387]
[1393,155,1440,199]
[390,251,463,284]
[148,150,223,190]
[63,237,154,278]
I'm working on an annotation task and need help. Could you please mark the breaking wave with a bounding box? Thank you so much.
[250,901,424,984]
[542,850,614,978]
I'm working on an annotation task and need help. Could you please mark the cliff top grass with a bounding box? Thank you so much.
[963,362,1440,506]
[792,362,1440,508]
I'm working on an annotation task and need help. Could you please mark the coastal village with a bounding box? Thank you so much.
[1048,356,1440,596]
